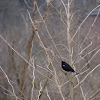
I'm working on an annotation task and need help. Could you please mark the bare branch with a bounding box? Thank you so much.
[46,87,51,100]
[31,59,35,100]
[0,66,17,100]
[74,64,100,88]
[88,88,100,100]
[37,82,43,100]
[71,5,100,41]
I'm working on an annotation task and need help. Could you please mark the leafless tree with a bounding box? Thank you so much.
[0,0,100,100]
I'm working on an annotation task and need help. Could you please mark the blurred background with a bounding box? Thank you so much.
[0,0,100,100]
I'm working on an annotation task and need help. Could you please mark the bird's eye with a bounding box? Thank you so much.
[63,64,65,66]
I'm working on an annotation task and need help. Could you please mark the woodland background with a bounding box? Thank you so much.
[0,0,100,100]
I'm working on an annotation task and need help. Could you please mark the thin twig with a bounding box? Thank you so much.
[0,66,17,100]
[74,64,100,89]
[46,87,51,100]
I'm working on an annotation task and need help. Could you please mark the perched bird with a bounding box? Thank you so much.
[62,61,78,74]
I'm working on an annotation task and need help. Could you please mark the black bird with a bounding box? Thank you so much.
[62,61,78,74]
